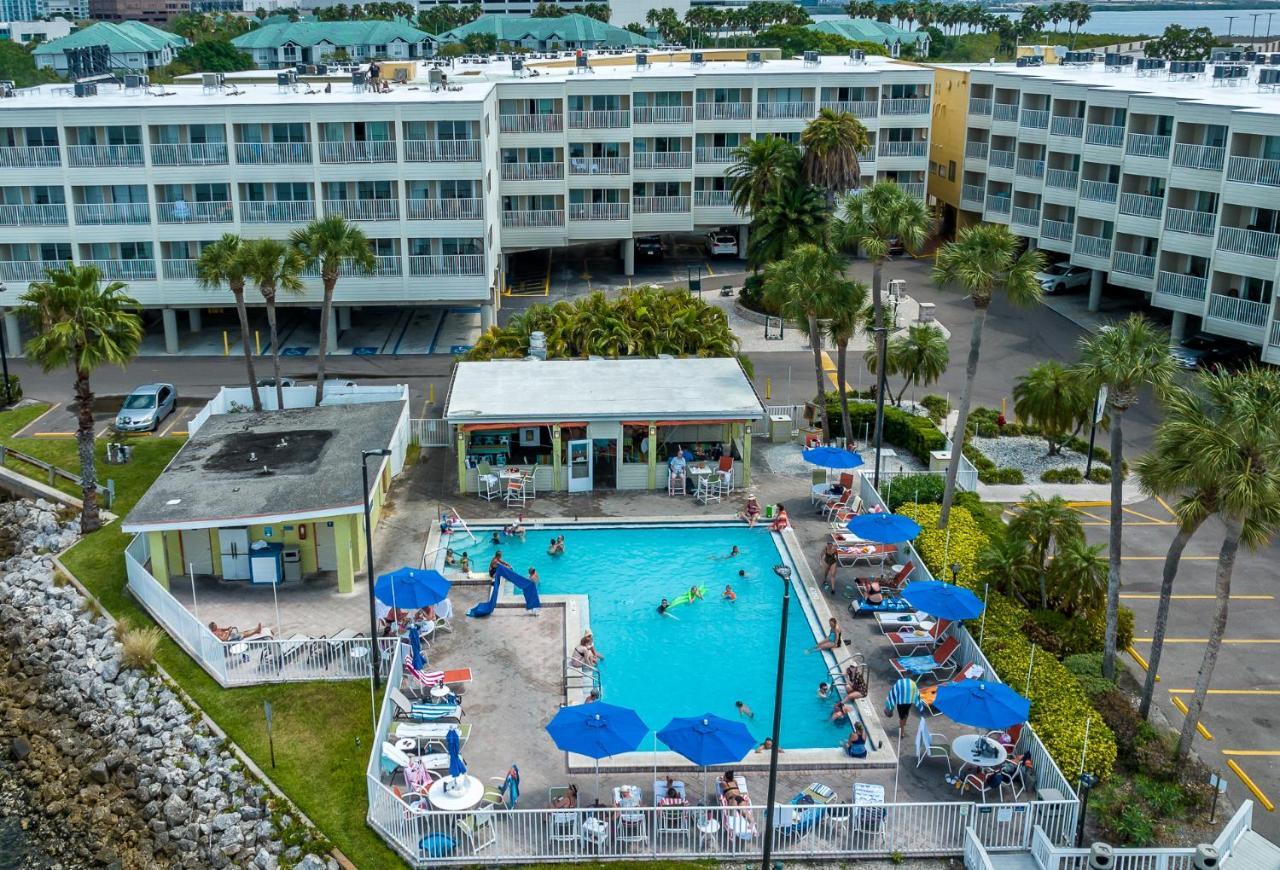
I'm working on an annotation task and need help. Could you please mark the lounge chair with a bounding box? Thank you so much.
[837,543,897,568]
[405,664,474,693]
[653,782,690,848]
[653,779,686,804]
[874,609,932,633]
[715,774,749,802]
[849,595,914,616]
[390,686,462,722]
[890,636,960,683]
[390,721,471,748]
[885,619,952,655]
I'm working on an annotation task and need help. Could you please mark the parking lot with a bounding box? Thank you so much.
[13,394,205,440]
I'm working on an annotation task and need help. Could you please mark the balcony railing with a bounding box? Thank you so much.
[1015,158,1045,179]
[1271,319,1280,347]
[1226,155,1280,187]
[879,141,928,158]
[74,202,150,225]
[821,100,878,118]
[83,258,155,281]
[1118,191,1164,219]
[501,162,564,181]
[318,140,396,163]
[1164,207,1215,237]
[499,114,563,134]
[0,260,59,282]
[969,97,993,115]
[1125,132,1171,159]
[1049,116,1084,138]
[313,255,402,277]
[0,145,60,168]
[67,144,143,167]
[632,106,693,124]
[881,97,930,116]
[633,151,692,170]
[1019,108,1050,129]
[502,209,565,228]
[1079,179,1118,203]
[696,146,735,164]
[1156,271,1208,302]
[150,142,228,166]
[964,141,989,161]
[408,254,484,276]
[1012,206,1041,227]
[900,183,927,199]
[695,102,751,121]
[992,103,1019,122]
[985,194,1011,215]
[569,156,630,175]
[1218,225,1280,259]
[403,139,481,162]
[694,190,733,207]
[757,101,815,119]
[1074,233,1112,259]
[634,195,691,214]
[961,184,985,205]
[1045,168,1079,190]
[324,198,400,221]
[162,259,198,280]
[156,201,233,223]
[1041,218,1074,242]
[406,198,483,221]
[989,149,1015,169]
[235,142,311,164]
[239,200,315,223]
[1112,250,1156,278]
[1084,124,1125,148]
[569,202,630,221]
[0,203,67,226]
[1172,142,1225,172]
[1208,292,1270,328]
[567,110,630,129]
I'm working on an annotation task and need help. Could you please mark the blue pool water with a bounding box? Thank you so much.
[441,524,852,750]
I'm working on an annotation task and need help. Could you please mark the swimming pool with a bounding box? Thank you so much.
[439,523,853,751]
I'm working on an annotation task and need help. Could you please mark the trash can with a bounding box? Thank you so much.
[768,414,792,442]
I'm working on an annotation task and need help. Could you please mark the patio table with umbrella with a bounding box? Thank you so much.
[428,726,484,811]
[375,567,451,636]
[900,580,985,622]
[656,713,756,802]
[805,446,863,502]
[546,701,649,802]
[932,680,1030,775]
[845,511,921,544]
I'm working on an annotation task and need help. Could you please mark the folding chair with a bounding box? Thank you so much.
[916,733,953,774]
[717,455,735,493]
[504,477,527,508]
[891,636,961,683]
[477,462,499,501]
[547,794,581,851]
[456,806,497,852]
[668,470,686,495]
[521,470,537,499]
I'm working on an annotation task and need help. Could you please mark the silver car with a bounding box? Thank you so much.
[114,383,176,432]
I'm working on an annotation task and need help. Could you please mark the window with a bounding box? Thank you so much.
[948,161,956,181]
[271,123,307,143]
[437,120,471,141]
[440,179,474,199]
[442,237,481,255]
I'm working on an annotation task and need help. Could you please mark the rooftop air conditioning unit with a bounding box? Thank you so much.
[691,50,704,64]
[123,73,147,88]
[803,50,819,65]
[636,53,648,68]
[576,53,588,70]
[73,81,96,97]
[511,56,523,72]
[746,50,762,65]
[850,48,865,63]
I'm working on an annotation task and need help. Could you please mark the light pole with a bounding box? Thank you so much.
[760,563,793,870]
[0,281,12,408]
[1227,15,1238,38]
[1074,772,1099,847]
[872,325,888,488]
[361,447,391,691]
[1253,12,1261,38]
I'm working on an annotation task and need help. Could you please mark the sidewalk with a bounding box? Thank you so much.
[1039,293,1134,336]
[977,476,1146,504]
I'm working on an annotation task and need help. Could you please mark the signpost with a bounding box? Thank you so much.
[264,701,276,768]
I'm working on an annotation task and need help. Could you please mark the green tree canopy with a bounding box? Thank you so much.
[1144,24,1216,60]
[751,24,886,57]
[0,41,59,88]
[169,40,254,75]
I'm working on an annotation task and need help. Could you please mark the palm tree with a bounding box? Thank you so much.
[1047,534,1107,615]
[727,136,799,218]
[933,224,1044,528]
[1012,360,1091,455]
[763,243,846,440]
[241,238,305,410]
[823,278,871,442]
[883,323,949,405]
[1008,493,1082,608]
[19,265,143,532]
[290,216,375,403]
[1075,314,1175,680]
[747,184,829,271]
[976,535,1038,605]
[197,234,262,412]
[1021,4,1047,35]
[800,109,870,204]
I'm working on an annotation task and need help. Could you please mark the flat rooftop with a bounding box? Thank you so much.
[446,357,766,424]
[123,400,404,532]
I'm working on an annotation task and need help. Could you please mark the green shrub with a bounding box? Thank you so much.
[963,444,996,471]
[975,422,999,437]
[1028,609,1127,658]
[920,394,949,422]
[120,625,163,671]
[1041,467,1084,483]
[1086,466,1111,483]
[824,399,946,464]
[1063,653,1116,701]
[738,274,779,316]
[0,374,20,407]
[883,473,945,511]
[979,467,1024,485]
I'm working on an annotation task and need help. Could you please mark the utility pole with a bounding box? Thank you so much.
[1227,15,1238,38]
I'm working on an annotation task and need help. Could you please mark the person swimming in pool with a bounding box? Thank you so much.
[689,585,704,601]
[444,548,457,567]
[735,700,754,719]
[817,682,831,700]
[737,569,746,578]
[528,567,541,584]
[723,584,736,601]
[658,598,672,616]
[490,531,501,545]
[458,552,471,573]
[488,550,510,578]
[548,536,564,556]
[831,701,851,726]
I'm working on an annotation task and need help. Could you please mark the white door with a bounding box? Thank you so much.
[315,521,338,572]
[179,529,213,575]
[567,439,592,493]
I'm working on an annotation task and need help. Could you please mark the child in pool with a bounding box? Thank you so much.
[736,700,754,719]
[723,585,736,601]
[444,548,457,567]
[689,585,704,601]
[817,682,831,700]
[459,552,471,573]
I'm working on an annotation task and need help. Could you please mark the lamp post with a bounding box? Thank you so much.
[872,325,888,488]
[949,562,961,584]
[761,563,793,870]
[0,281,12,408]
[1074,772,1099,847]
[361,447,391,691]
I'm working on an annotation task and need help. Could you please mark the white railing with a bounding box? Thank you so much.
[82,258,156,281]
[568,110,630,129]
[899,183,927,200]
[75,202,151,225]
[1041,219,1073,242]
[965,141,989,161]
[156,200,233,223]
[406,198,482,221]
[961,184,985,205]
[695,102,751,120]
[1019,108,1050,129]
[150,142,228,165]
[968,97,993,115]
[569,202,630,221]
[633,151,692,170]
[992,102,1019,122]
[240,200,315,223]
[757,101,814,119]
[1172,142,1225,172]
[1044,168,1078,190]
[1156,271,1208,301]
[1029,818,1256,870]
[632,105,693,124]
[965,828,997,870]
[234,141,311,164]
[1079,179,1118,203]
[696,146,735,164]
[1208,293,1270,327]
[1125,132,1171,159]
[0,145,60,167]
[1084,124,1125,147]
[1015,158,1045,179]
[634,195,690,214]
[881,97,930,116]
[1012,206,1041,228]
[499,114,563,134]
[1118,191,1164,219]
[501,161,564,181]
[1112,250,1156,278]
[67,144,143,167]
[408,254,484,276]
[162,259,198,280]
[318,140,397,163]
[694,190,733,207]
[989,149,1015,169]
[1218,225,1280,259]
[1164,207,1215,236]
[1074,233,1112,259]
[1226,154,1280,187]
[1272,319,1280,347]
[325,199,400,221]
[0,203,66,226]
[985,195,1011,215]
[0,260,59,281]
[821,100,878,118]
[1049,116,1084,137]
[410,418,451,447]
[878,141,927,158]
[333,255,401,278]
[502,209,565,228]
[403,139,481,162]
[568,156,630,175]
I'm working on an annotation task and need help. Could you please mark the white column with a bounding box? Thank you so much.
[737,224,748,260]
[188,308,202,332]
[162,308,179,354]
[1169,311,1187,344]
[3,312,19,355]
[326,307,338,353]
[1087,269,1104,313]
[338,306,352,331]
[480,303,494,331]
[621,238,634,277]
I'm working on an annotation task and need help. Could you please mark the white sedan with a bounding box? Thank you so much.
[1035,263,1091,294]
[705,231,738,257]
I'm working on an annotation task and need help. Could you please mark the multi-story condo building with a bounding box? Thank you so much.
[0,52,931,353]
[951,58,1280,365]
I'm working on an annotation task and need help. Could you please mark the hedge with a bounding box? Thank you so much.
[901,501,1118,779]
[0,374,20,407]
[825,399,946,464]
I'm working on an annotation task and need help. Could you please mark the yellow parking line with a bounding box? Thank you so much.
[1153,495,1178,519]
[1169,689,1280,696]
[1074,509,1109,522]
[705,262,716,277]
[1123,507,1174,524]
[171,430,188,437]
[1123,594,1275,601]
[1227,760,1276,812]
[1083,521,1173,527]
[1223,750,1280,756]
[31,431,75,438]
[13,402,60,437]
[1126,645,1158,680]
[1136,638,1280,644]
[1066,500,1110,507]
[1170,696,1214,740]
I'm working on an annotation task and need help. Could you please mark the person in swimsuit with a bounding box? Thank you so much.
[723,584,736,601]
[769,504,789,532]
[528,567,541,584]
[817,682,831,700]
[658,598,671,616]
[831,701,850,725]
[841,666,868,704]
[719,770,746,805]
[844,722,868,758]
[490,531,501,545]
[689,585,703,601]
[821,541,840,591]
[488,550,510,578]
[583,631,604,664]
[739,495,761,527]
[858,576,884,605]
[548,536,564,555]
[459,552,471,573]
[735,700,754,719]
[444,548,457,567]
[808,618,843,653]
[551,784,578,808]
[754,738,783,753]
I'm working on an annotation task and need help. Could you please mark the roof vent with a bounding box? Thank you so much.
[803,50,819,66]
[849,48,865,64]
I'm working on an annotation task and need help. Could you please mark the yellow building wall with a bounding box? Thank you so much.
[928,65,970,215]
[1017,45,1063,64]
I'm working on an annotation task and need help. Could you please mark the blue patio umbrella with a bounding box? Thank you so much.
[900,580,985,621]
[803,446,864,470]
[546,702,648,800]
[846,511,922,543]
[933,681,1030,730]
[407,624,425,671]
[446,726,467,780]
[657,713,757,801]
[374,567,451,612]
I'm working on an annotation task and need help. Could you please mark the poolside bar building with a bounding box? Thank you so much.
[444,357,766,494]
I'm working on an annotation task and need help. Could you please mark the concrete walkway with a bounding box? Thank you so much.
[976,476,1146,504]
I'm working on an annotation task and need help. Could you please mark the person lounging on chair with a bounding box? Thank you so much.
[890,636,960,683]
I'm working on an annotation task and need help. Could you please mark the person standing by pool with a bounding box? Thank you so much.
[459,552,471,574]
[820,541,839,591]
[883,676,924,738]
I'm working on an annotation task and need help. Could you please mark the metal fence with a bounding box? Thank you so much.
[411,418,451,448]
[1026,805,1256,870]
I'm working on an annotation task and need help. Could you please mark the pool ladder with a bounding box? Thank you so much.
[566,658,603,700]
[830,653,869,697]
[439,505,477,545]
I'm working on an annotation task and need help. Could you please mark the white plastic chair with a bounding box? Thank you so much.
[478,473,498,501]
[668,470,686,496]
[916,733,952,774]
[696,476,721,505]
[505,477,527,508]
[521,471,537,499]
[456,805,496,852]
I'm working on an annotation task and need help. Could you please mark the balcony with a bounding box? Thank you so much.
[74,202,150,225]
[992,103,1019,122]
[0,203,67,226]
[1074,233,1112,260]
[318,140,397,163]
[961,184,985,207]
[1041,218,1073,242]
[0,260,59,281]
[67,144,143,168]
[1118,192,1164,220]
[150,142,228,166]
[1208,292,1270,328]
[879,141,927,158]
[964,141,989,161]
[310,255,401,278]
[634,195,691,214]
[569,156,630,175]
[969,97,993,116]
[408,254,484,277]
[502,210,565,228]
[1019,108,1050,129]
[83,259,155,281]
[1015,158,1045,179]
[1164,207,1215,237]
[632,106,693,124]
[821,100,878,118]
[235,142,311,164]
[1049,116,1084,138]
[1080,180,1118,203]
[695,103,751,121]
[1112,250,1156,278]
[1125,133,1171,160]
[499,114,563,134]
[0,146,60,168]
[404,139,481,162]
[567,110,630,129]
[1155,271,1208,302]
[989,149,1015,169]
[1045,168,1078,190]
[985,194,1011,215]
[239,200,315,223]
[1226,155,1280,187]
[1084,124,1125,148]
[1012,206,1041,228]
[881,98,929,116]
[406,198,483,221]
[757,101,814,120]
[156,201,233,223]
[569,202,629,221]
[633,151,692,170]
[324,199,400,221]
[1218,225,1280,259]
[695,147,736,165]
[501,162,564,181]
[1272,320,1280,347]
[694,190,733,207]
[1172,143,1225,172]
[162,259,198,280]
[900,183,926,199]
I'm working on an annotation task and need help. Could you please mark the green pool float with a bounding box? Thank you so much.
[669,586,707,607]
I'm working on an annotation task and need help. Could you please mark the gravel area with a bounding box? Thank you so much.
[972,435,1094,479]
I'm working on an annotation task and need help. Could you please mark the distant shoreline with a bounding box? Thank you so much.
[989,2,1280,11]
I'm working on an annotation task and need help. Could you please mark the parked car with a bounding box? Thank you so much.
[705,230,738,257]
[1170,333,1251,371]
[1035,263,1092,294]
[256,377,296,388]
[114,383,176,432]
[635,235,665,260]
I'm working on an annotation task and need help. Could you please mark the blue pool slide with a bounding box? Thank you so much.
[468,564,541,617]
